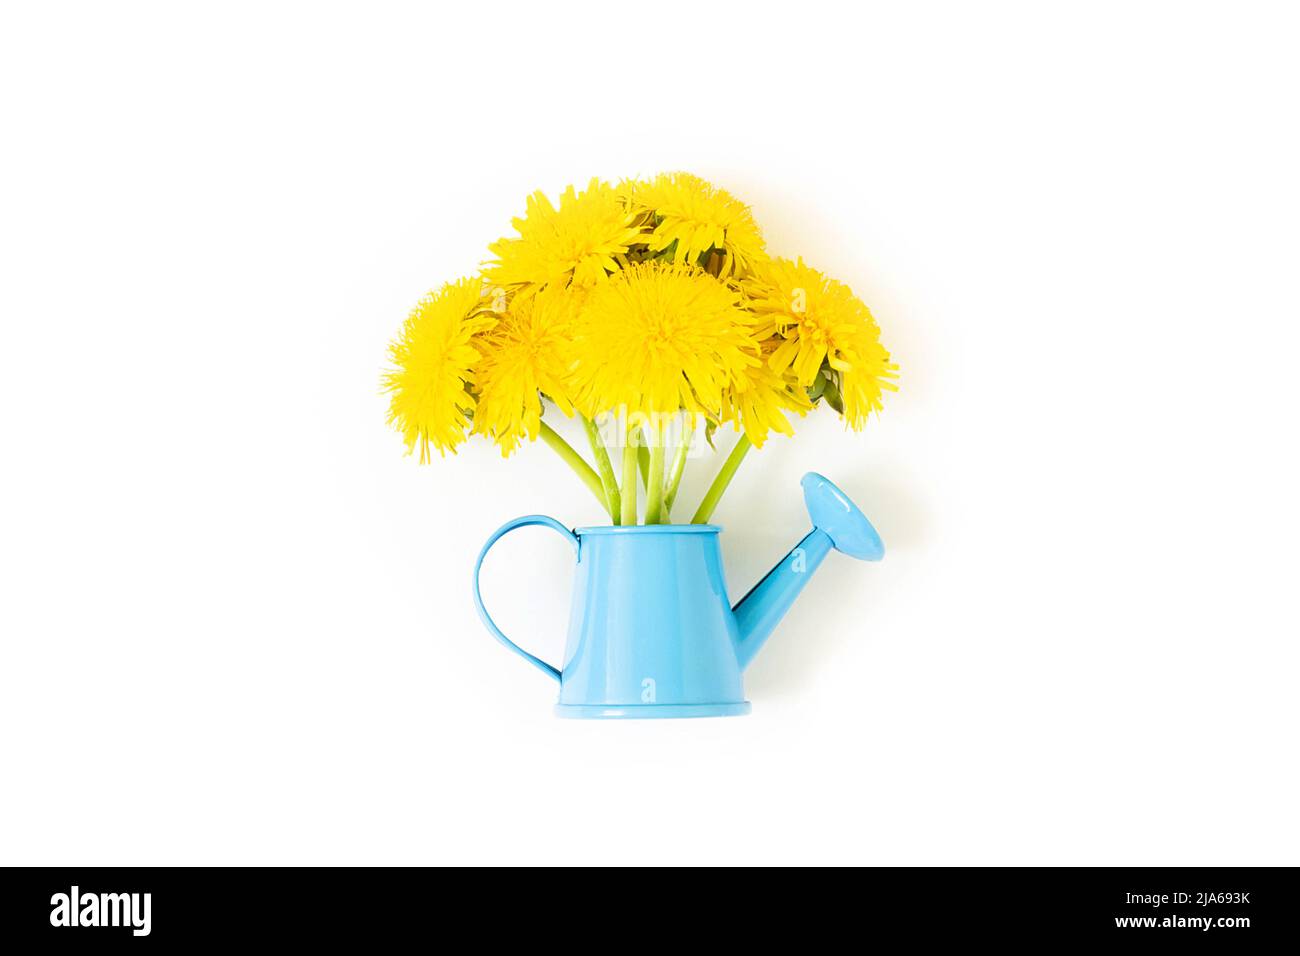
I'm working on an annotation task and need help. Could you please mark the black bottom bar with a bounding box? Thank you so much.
[1,867,1293,945]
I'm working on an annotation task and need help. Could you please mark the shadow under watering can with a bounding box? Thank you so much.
[472,472,883,718]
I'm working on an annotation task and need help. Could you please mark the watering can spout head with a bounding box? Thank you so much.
[798,472,884,560]
[731,472,883,670]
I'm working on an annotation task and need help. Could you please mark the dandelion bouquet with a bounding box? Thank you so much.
[384,173,896,525]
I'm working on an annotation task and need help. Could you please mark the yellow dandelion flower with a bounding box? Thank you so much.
[721,338,812,448]
[626,172,768,278]
[571,262,759,418]
[744,257,897,429]
[471,286,581,456]
[383,277,497,461]
[485,178,646,291]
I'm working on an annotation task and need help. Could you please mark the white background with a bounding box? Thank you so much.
[2,2,1297,866]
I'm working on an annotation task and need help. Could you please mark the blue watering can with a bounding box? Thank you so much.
[472,472,883,718]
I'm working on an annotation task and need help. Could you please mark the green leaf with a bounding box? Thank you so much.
[808,370,827,403]
[822,375,844,415]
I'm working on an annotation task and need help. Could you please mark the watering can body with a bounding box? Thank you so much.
[558,525,749,717]
[472,473,883,718]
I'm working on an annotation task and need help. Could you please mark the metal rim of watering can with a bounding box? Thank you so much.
[574,524,722,535]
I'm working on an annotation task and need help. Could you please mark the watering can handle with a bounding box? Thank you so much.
[471,515,577,683]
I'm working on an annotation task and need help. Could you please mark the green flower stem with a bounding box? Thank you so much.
[582,416,621,524]
[621,428,639,525]
[644,423,667,524]
[691,433,753,524]
[663,415,694,517]
[637,438,650,488]
[539,421,608,514]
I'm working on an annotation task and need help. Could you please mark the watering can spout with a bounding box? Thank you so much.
[730,473,883,670]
